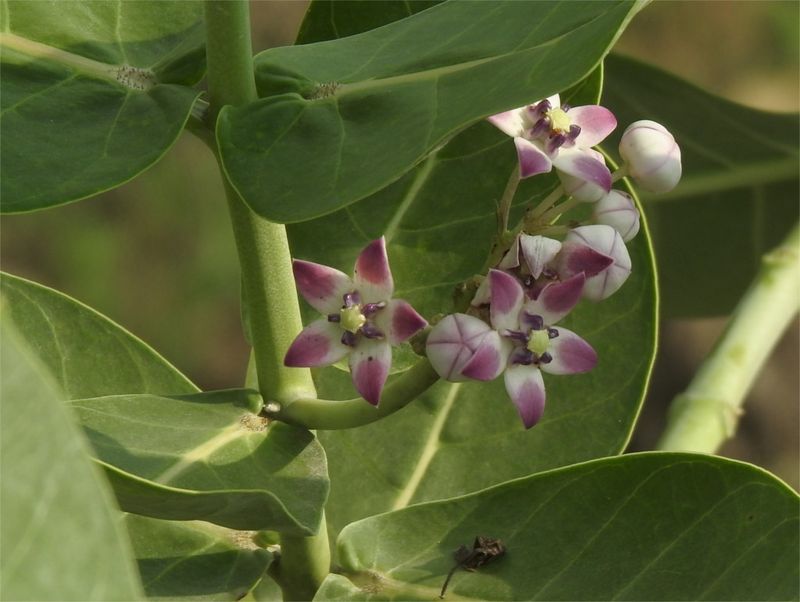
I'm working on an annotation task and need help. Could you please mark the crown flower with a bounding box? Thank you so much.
[284,237,427,405]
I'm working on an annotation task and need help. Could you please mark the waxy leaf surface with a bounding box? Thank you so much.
[71,390,329,534]
[602,54,800,317]
[125,515,273,601]
[1,271,197,398]
[1,273,329,535]
[0,1,204,213]
[1,316,144,601]
[218,0,640,223]
[316,454,799,601]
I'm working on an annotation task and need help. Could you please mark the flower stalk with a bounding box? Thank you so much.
[657,222,800,453]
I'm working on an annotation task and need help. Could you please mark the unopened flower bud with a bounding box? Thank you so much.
[619,120,681,193]
[592,190,640,242]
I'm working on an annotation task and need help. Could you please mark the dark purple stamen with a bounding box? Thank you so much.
[504,330,529,343]
[360,323,384,339]
[341,331,358,347]
[541,267,558,280]
[538,352,553,364]
[528,99,551,121]
[327,313,340,323]
[362,302,386,316]
[524,313,545,331]
[530,117,550,139]
[560,103,571,112]
[546,133,567,154]
[568,124,581,140]
[343,291,361,308]
[547,327,559,339]
[511,348,535,366]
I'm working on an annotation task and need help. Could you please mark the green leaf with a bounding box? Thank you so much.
[287,71,655,539]
[1,273,330,535]
[0,1,205,213]
[218,0,640,223]
[296,0,439,43]
[316,454,799,601]
[125,515,272,601]
[69,390,329,534]
[601,54,800,317]
[0,313,144,601]
[0,271,198,398]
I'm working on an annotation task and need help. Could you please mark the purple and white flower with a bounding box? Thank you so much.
[428,269,596,428]
[284,237,427,405]
[488,94,617,196]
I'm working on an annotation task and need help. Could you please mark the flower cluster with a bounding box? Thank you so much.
[423,96,681,428]
[283,93,680,427]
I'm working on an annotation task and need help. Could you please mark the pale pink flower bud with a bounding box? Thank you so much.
[592,190,640,242]
[619,120,681,193]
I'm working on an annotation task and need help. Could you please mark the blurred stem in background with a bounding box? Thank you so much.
[658,222,800,454]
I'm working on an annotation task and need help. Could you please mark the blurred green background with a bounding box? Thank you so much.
[2,1,797,486]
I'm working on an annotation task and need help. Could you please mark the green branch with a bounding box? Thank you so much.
[657,222,799,453]
[268,359,440,430]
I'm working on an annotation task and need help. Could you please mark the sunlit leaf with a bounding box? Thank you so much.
[0,313,143,601]
[218,0,640,223]
[0,1,205,213]
[317,454,799,601]
[125,515,272,601]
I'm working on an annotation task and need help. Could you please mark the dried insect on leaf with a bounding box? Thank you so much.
[440,536,506,598]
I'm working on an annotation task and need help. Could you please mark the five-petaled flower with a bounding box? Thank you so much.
[488,94,617,201]
[427,269,597,428]
[284,237,427,405]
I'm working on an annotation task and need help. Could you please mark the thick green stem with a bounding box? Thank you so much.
[274,515,330,601]
[268,359,440,429]
[204,2,327,598]
[657,223,800,453]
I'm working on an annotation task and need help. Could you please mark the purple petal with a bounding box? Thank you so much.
[354,237,394,303]
[374,299,427,345]
[523,273,585,325]
[514,137,552,178]
[460,331,507,381]
[349,339,391,405]
[518,234,562,279]
[552,148,611,201]
[565,225,632,301]
[557,242,614,278]
[504,364,546,429]
[487,108,526,137]
[542,327,597,375]
[284,319,350,367]
[292,260,353,314]
[489,269,524,332]
[568,105,617,147]
[426,313,493,382]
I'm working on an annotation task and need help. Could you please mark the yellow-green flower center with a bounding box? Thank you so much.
[340,305,366,334]
[546,107,571,134]
[527,329,550,356]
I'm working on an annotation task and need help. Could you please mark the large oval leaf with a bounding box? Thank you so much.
[125,515,273,601]
[1,315,144,601]
[287,73,656,538]
[317,454,799,601]
[218,0,641,223]
[0,271,197,398]
[70,390,329,534]
[1,273,329,535]
[602,54,800,317]
[0,1,205,213]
